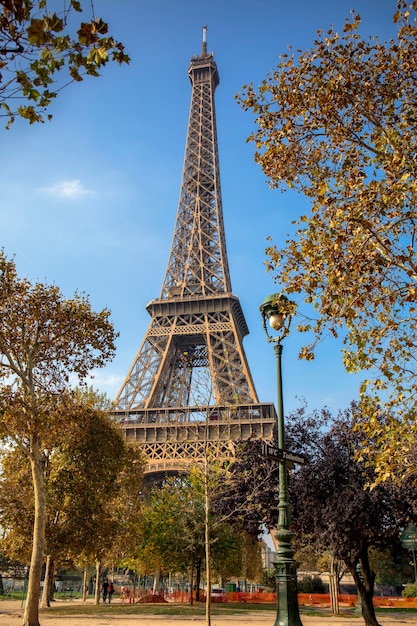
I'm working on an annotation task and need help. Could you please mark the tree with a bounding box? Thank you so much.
[131,474,253,612]
[0,448,34,563]
[188,455,238,624]
[132,476,207,597]
[50,405,145,606]
[285,403,417,626]
[0,251,117,626]
[0,394,145,610]
[237,2,417,484]
[217,438,279,536]
[238,531,263,589]
[72,432,145,606]
[0,0,128,127]
[369,547,414,591]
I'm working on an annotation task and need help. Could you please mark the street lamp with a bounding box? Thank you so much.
[259,293,303,626]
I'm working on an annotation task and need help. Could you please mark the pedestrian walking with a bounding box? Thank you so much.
[102,579,109,604]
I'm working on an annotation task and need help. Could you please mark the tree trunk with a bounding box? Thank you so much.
[351,555,380,626]
[83,568,88,601]
[204,461,211,626]
[196,558,201,601]
[40,555,54,607]
[189,562,194,605]
[95,560,101,605]
[132,573,137,603]
[23,440,46,626]
[329,554,340,614]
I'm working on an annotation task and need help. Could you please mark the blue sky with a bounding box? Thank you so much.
[1,0,397,416]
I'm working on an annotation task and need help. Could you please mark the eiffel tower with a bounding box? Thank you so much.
[112,28,276,476]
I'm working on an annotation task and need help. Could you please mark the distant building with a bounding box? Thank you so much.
[262,542,276,569]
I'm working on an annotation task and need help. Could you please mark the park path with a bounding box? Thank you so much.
[1,600,417,626]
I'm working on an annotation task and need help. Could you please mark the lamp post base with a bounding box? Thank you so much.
[274,559,303,626]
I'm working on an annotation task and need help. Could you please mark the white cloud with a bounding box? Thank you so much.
[85,370,124,399]
[39,179,95,199]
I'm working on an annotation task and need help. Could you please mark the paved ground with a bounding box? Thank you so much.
[1,599,417,626]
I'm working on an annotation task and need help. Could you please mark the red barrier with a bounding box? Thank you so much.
[167,591,417,607]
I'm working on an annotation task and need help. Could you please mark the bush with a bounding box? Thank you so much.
[402,583,417,598]
[298,575,326,594]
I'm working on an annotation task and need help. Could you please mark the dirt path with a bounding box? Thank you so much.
[1,600,417,626]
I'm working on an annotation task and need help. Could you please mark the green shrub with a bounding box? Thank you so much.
[402,583,417,598]
[298,576,326,594]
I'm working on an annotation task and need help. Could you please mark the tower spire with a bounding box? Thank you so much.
[202,24,207,55]
[113,35,276,476]
[161,25,222,299]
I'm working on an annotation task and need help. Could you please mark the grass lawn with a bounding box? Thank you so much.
[40,602,277,616]
[36,602,417,618]
[2,596,417,619]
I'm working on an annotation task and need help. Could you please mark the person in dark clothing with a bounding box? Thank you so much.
[108,581,115,603]
[102,579,109,603]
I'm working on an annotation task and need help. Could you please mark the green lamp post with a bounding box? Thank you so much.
[259,293,303,626]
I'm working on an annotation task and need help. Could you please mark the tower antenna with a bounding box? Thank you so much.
[202,25,207,54]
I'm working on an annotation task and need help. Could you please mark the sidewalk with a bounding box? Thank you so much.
[1,599,417,626]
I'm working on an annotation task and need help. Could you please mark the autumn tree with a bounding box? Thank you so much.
[237,2,417,484]
[188,455,240,624]
[73,433,145,606]
[0,0,129,126]
[239,531,263,589]
[0,412,145,607]
[132,474,254,610]
[0,415,95,604]
[131,477,203,585]
[285,403,417,626]
[183,368,242,622]
[0,251,117,626]
[48,401,145,606]
[0,448,33,563]
[369,547,414,590]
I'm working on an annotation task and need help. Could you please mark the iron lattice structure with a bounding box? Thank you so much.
[113,29,275,475]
